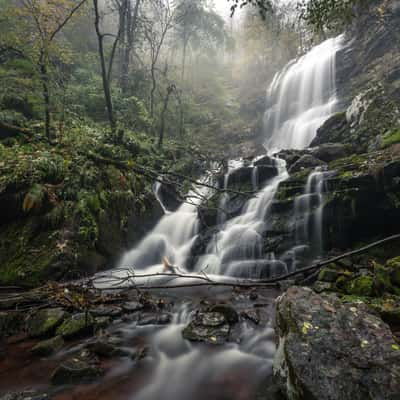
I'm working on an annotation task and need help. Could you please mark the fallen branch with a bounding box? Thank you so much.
[97,233,400,290]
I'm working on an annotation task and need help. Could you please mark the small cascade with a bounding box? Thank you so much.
[194,158,288,278]
[294,170,331,257]
[118,177,213,274]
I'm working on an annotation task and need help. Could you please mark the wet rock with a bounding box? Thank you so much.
[0,391,48,400]
[242,309,260,325]
[228,167,253,186]
[26,308,67,338]
[56,313,94,339]
[91,305,122,318]
[274,149,309,170]
[310,143,353,163]
[257,165,279,183]
[51,357,102,385]
[254,155,276,167]
[182,312,230,345]
[31,335,64,357]
[288,155,326,174]
[274,286,400,400]
[137,313,171,326]
[94,316,111,329]
[87,339,130,358]
[122,301,144,313]
[208,304,239,324]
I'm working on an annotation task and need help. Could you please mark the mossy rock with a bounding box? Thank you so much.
[26,308,67,338]
[318,265,352,283]
[31,335,65,357]
[373,262,400,296]
[51,357,102,385]
[345,276,374,297]
[386,257,400,287]
[56,313,94,339]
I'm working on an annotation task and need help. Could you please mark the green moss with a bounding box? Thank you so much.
[345,276,374,297]
[382,128,400,148]
[56,313,94,339]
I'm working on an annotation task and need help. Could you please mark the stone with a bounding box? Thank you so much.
[253,155,276,167]
[51,357,102,385]
[90,305,122,318]
[0,391,48,400]
[310,143,353,163]
[288,155,326,174]
[208,304,239,324]
[56,313,94,339]
[257,165,279,183]
[87,339,130,358]
[318,266,350,283]
[122,301,144,313]
[274,287,400,400]
[31,335,64,357]
[345,276,375,297]
[182,312,230,345]
[26,308,67,338]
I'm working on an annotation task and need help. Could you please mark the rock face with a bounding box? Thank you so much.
[274,287,400,400]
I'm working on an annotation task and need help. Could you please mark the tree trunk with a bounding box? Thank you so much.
[39,51,51,142]
[93,0,116,135]
[120,0,141,92]
[158,85,174,148]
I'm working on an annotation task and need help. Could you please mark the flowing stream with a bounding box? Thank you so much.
[97,34,345,400]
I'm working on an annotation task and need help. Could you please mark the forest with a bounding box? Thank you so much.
[0,0,399,399]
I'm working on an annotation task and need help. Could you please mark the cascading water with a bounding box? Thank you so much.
[263,35,344,152]
[294,170,329,257]
[97,34,345,400]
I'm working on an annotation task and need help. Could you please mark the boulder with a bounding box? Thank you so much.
[254,155,276,167]
[51,357,102,385]
[31,335,64,357]
[87,339,130,358]
[56,313,94,339]
[274,287,400,400]
[182,311,230,345]
[257,165,279,184]
[310,143,353,163]
[26,308,67,338]
[288,155,326,174]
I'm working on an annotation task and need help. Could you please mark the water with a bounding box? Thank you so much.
[99,34,345,400]
[294,170,328,257]
[263,35,344,153]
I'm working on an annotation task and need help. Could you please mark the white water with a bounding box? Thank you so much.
[263,35,344,153]
[98,35,345,400]
[294,170,328,257]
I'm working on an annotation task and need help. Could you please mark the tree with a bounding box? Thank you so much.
[17,0,87,141]
[143,0,174,118]
[93,0,120,137]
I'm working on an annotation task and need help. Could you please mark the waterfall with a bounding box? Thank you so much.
[114,35,344,280]
[263,35,344,153]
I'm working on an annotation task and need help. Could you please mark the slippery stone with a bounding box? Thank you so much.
[288,155,326,174]
[56,313,94,339]
[31,335,64,357]
[182,311,230,345]
[51,357,102,385]
[274,287,400,400]
[26,308,67,338]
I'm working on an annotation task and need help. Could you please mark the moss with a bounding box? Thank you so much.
[56,313,94,339]
[345,276,374,297]
[382,128,400,148]
[0,221,60,287]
